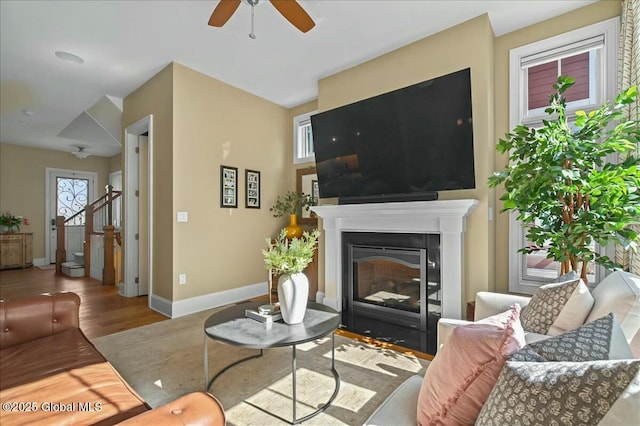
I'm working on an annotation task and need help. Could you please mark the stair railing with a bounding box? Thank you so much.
[56,185,122,285]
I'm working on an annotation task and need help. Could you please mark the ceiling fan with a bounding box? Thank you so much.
[208,0,315,38]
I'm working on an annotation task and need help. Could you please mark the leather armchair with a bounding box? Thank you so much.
[0,292,225,426]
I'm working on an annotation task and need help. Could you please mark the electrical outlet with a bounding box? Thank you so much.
[179,273,186,285]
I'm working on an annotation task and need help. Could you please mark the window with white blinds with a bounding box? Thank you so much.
[293,111,316,164]
[526,50,594,112]
[507,18,619,294]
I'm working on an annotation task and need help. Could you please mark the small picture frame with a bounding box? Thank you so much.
[220,165,238,208]
[245,169,260,209]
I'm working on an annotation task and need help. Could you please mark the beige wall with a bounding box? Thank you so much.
[171,63,290,300]
[109,153,122,173]
[123,62,291,303]
[317,14,496,310]
[0,142,111,260]
[492,0,621,293]
[122,63,174,300]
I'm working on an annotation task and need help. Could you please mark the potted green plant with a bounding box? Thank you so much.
[269,191,315,239]
[489,76,640,282]
[263,229,320,324]
[0,212,28,233]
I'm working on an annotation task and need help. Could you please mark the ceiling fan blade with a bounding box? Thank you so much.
[208,0,242,27]
[270,0,315,33]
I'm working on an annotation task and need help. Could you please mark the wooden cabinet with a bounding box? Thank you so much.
[0,233,33,270]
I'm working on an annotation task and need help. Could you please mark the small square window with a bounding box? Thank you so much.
[293,111,317,164]
[525,50,597,122]
[527,52,592,111]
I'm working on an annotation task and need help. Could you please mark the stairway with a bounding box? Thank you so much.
[61,252,85,277]
[56,185,121,285]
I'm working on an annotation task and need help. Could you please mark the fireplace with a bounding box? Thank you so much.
[342,232,441,353]
[311,199,478,355]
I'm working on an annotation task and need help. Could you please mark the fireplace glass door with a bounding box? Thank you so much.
[349,246,433,331]
[342,232,441,354]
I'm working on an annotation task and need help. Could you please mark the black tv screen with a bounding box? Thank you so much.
[311,68,475,203]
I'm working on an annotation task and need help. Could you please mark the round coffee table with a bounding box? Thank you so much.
[203,301,341,425]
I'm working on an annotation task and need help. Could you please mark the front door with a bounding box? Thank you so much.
[47,169,97,263]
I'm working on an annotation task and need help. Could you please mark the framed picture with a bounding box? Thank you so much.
[220,165,238,208]
[297,167,318,224]
[245,169,260,209]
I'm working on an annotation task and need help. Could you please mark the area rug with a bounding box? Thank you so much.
[93,307,429,425]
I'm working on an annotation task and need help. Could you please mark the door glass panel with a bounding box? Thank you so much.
[57,178,89,225]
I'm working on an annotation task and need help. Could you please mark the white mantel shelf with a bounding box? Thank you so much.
[311,199,478,320]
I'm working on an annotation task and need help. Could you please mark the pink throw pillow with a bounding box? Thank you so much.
[417,305,525,426]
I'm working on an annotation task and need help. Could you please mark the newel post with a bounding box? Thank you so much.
[105,184,113,226]
[55,215,66,275]
[85,204,94,277]
[103,225,115,286]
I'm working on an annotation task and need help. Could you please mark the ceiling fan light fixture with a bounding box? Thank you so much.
[249,0,257,39]
[71,146,90,159]
[208,0,315,35]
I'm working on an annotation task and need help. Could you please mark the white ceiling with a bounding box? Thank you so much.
[0,0,597,157]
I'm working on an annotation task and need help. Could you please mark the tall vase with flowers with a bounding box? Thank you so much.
[0,212,28,234]
[263,229,320,324]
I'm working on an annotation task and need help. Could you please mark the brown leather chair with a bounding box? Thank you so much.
[0,292,225,426]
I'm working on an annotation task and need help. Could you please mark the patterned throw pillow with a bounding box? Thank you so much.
[511,313,634,362]
[520,278,594,335]
[475,360,640,426]
[476,314,639,426]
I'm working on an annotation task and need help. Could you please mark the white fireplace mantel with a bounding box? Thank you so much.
[311,199,478,319]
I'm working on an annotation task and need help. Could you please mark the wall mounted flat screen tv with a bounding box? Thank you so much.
[311,68,475,204]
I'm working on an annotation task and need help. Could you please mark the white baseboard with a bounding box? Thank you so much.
[170,281,268,318]
[32,258,47,267]
[149,293,172,317]
[315,291,325,304]
[323,296,341,311]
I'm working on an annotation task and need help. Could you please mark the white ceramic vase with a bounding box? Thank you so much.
[277,272,309,324]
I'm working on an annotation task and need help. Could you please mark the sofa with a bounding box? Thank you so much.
[438,271,640,356]
[365,270,640,425]
[0,292,225,426]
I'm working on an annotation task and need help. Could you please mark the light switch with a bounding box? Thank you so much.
[177,211,188,222]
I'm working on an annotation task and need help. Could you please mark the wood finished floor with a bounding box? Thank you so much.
[0,267,433,359]
[0,267,168,339]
